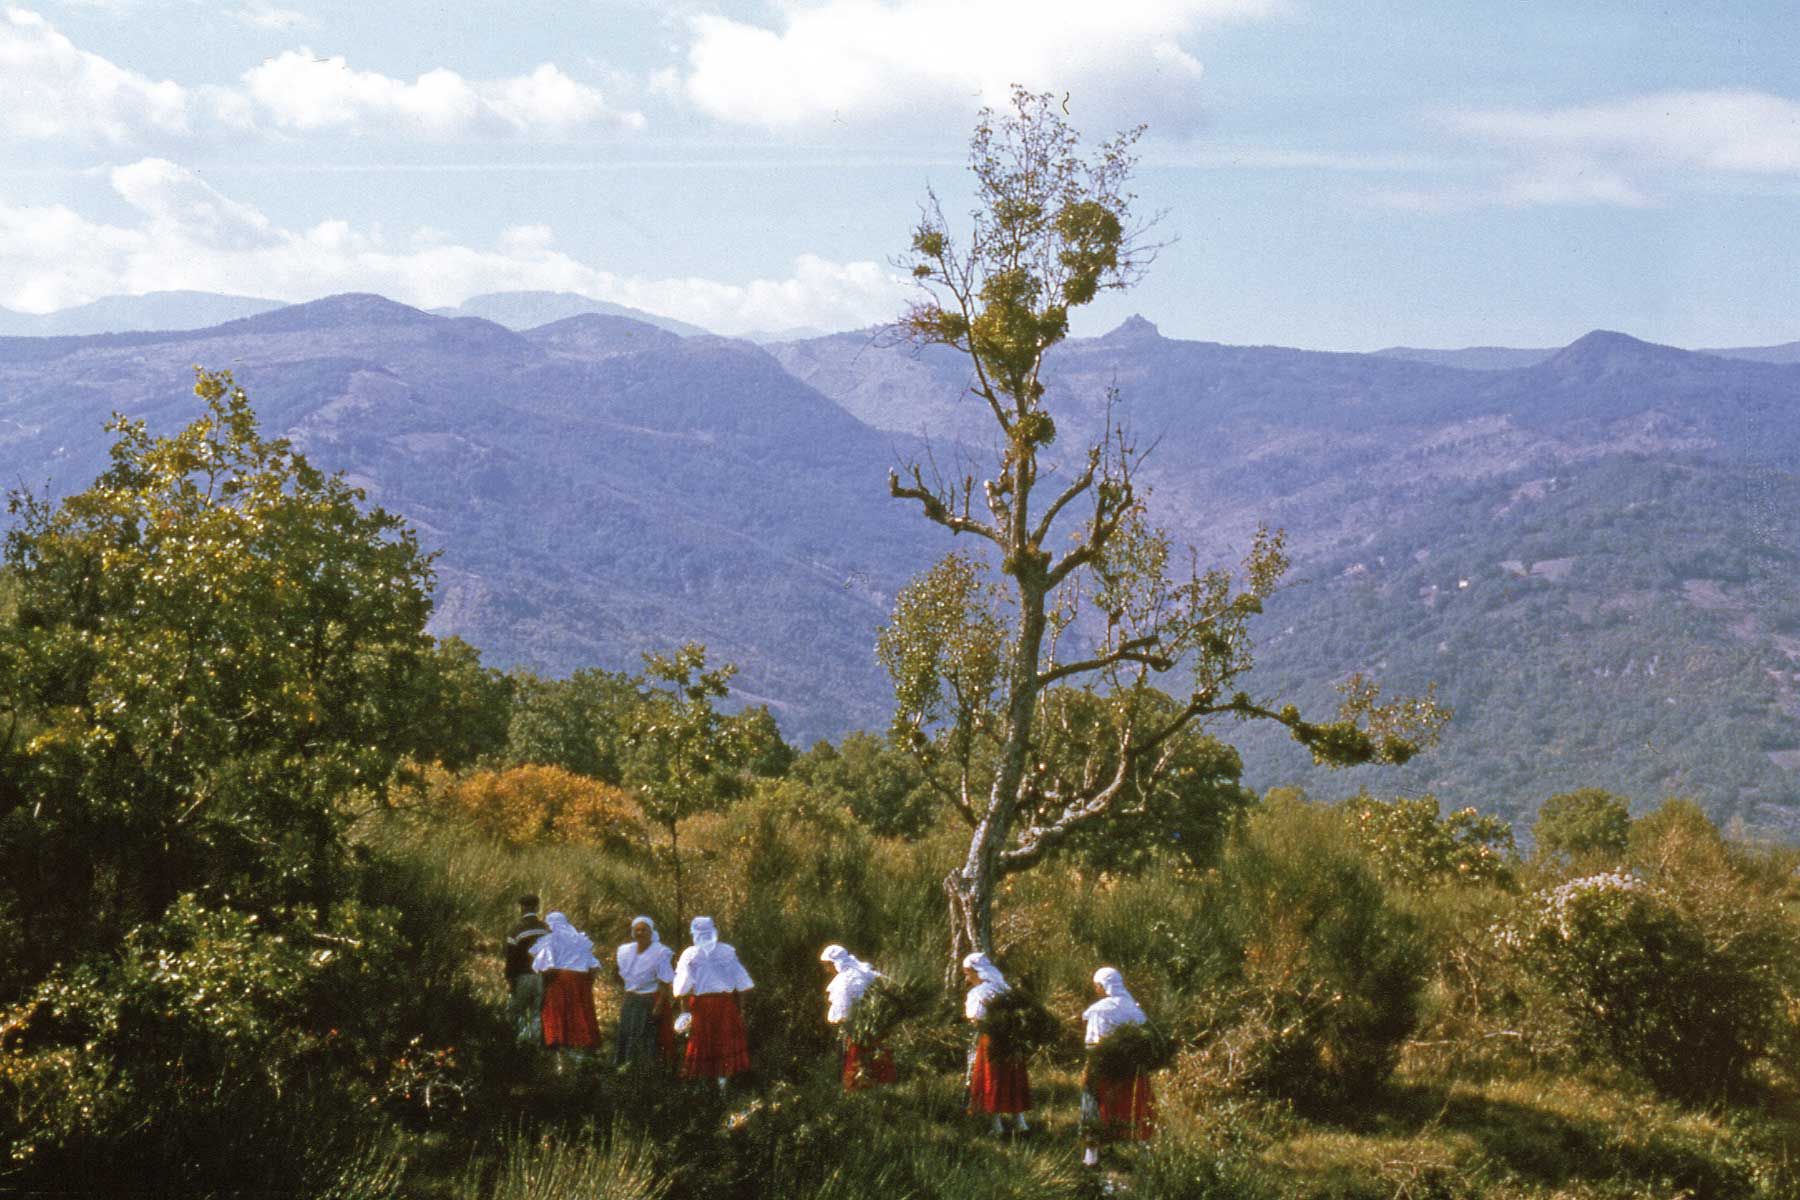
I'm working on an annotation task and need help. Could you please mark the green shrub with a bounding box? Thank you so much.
[1181,797,1427,1112]
[0,895,467,1185]
[1503,872,1783,1102]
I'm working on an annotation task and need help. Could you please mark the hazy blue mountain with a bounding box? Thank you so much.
[1705,341,1800,365]
[1373,346,1557,370]
[0,291,286,336]
[4,301,1800,831]
[0,294,935,740]
[779,319,1800,833]
[432,291,711,337]
[1374,338,1800,370]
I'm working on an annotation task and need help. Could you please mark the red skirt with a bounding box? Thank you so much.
[540,970,600,1048]
[683,992,751,1079]
[1093,1072,1156,1140]
[968,1033,1031,1114]
[842,1041,897,1091]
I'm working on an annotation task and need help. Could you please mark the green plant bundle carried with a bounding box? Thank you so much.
[979,988,1063,1059]
[1087,1020,1175,1079]
[843,975,922,1046]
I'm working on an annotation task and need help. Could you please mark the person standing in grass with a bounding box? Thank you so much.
[820,944,896,1090]
[673,916,754,1089]
[532,911,602,1055]
[502,895,550,1046]
[1079,966,1156,1166]
[962,952,1031,1134]
[614,915,676,1068]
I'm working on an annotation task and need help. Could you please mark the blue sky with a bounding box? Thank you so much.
[2,1,1798,348]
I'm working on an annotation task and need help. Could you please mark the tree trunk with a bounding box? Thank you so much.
[667,818,685,932]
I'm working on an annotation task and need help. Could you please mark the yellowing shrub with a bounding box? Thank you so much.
[446,765,647,849]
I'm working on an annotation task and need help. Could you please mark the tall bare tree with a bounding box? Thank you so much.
[880,89,1446,968]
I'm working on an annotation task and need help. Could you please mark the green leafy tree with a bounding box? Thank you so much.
[503,666,638,781]
[1,369,435,965]
[792,731,933,838]
[883,88,1446,964]
[1533,787,1631,864]
[1345,793,1516,890]
[400,635,514,771]
[620,643,754,925]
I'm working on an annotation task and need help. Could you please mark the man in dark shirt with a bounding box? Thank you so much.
[504,895,550,1045]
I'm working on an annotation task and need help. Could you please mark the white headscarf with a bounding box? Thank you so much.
[532,911,600,972]
[690,915,719,954]
[961,951,1010,1021]
[630,915,661,946]
[961,952,1008,990]
[1083,966,1148,1044]
[821,944,880,1024]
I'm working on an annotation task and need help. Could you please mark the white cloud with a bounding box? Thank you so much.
[677,0,1277,130]
[1409,90,1800,209]
[1,8,642,142]
[0,6,192,141]
[233,1,311,31]
[0,158,904,332]
[238,52,643,137]
[1449,90,1800,176]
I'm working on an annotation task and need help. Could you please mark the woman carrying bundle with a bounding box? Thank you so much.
[820,944,896,1091]
[961,951,1031,1134]
[1079,966,1157,1165]
[532,912,601,1055]
[672,916,754,1089]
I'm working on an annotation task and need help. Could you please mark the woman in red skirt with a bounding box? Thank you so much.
[673,916,754,1090]
[821,944,896,1091]
[1080,966,1156,1167]
[532,911,601,1052]
[962,952,1031,1134]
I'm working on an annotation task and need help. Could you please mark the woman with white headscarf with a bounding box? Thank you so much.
[531,911,602,1051]
[961,951,1031,1134]
[820,944,895,1091]
[1079,966,1156,1163]
[614,915,675,1067]
[672,915,754,1088]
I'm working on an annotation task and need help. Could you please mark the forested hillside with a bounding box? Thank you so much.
[3,299,1799,829]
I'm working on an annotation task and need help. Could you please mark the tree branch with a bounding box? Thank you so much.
[1035,633,1170,689]
[887,466,1000,543]
[1029,445,1099,546]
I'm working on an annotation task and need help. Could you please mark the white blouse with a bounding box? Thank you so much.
[826,967,879,1024]
[1083,995,1146,1045]
[965,981,1006,1022]
[673,942,755,996]
[616,941,675,995]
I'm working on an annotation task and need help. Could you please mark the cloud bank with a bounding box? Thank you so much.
[0,158,905,333]
[678,0,1277,130]
[1386,89,1800,210]
[1,6,642,142]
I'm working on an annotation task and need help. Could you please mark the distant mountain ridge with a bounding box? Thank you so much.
[0,291,286,336]
[2,296,1799,835]
[429,291,712,337]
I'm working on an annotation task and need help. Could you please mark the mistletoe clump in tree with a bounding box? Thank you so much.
[881,88,1447,966]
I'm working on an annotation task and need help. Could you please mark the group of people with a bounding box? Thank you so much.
[504,897,753,1086]
[502,897,1156,1162]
